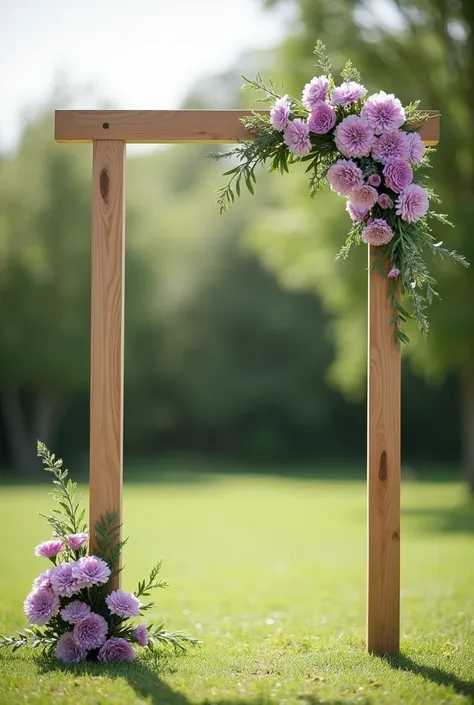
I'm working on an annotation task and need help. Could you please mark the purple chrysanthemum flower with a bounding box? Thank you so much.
[372,130,409,164]
[50,562,80,597]
[302,75,329,110]
[133,624,149,647]
[405,131,425,163]
[283,119,311,157]
[98,637,137,663]
[270,96,291,131]
[383,159,413,193]
[331,81,367,105]
[34,540,64,559]
[23,587,59,625]
[73,612,108,650]
[361,91,405,134]
[327,159,364,196]
[73,555,111,589]
[65,532,89,551]
[334,115,374,158]
[368,173,381,188]
[56,632,87,663]
[33,569,52,591]
[388,266,400,280]
[106,590,141,618]
[378,194,393,209]
[349,185,378,211]
[396,183,429,223]
[362,219,394,246]
[308,102,336,134]
[60,600,92,624]
[346,201,369,222]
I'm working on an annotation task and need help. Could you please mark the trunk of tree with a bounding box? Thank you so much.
[462,353,474,494]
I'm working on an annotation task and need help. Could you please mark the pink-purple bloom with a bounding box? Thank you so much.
[270,96,291,131]
[56,632,86,663]
[34,540,64,559]
[33,569,52,591]
[396,183,429,222]
[378,194,393,209]
[368,173,382,188]
[405,131,425,163]
[331,81,367,105]
[327,159,364,196]
[361,91,406,134]
[50,562,80,597]
[73,555,111,588]
[106,590,141,618]
[346,201,369,221]
[98,637,136,663]
[372,130,409,164]
[388,266,400,279]
[73,612,108,650]
[283,119,311,157]
[65,532,89,551]
[307,102,336,134]
[383,158,413,193]
[349,185,378,211]
[24,587,60,625]
[60,600,91,624]
[334,115,374,158]
[302,75,329,110]
[361,219,394,246]
[133,624,149,647]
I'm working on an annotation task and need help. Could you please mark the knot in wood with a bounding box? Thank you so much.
[99,168,109,203]
[378,450,387,481]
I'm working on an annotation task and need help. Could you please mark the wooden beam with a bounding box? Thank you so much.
[54,109,439,145]
[89,139,126,591]
[367,250,401,654]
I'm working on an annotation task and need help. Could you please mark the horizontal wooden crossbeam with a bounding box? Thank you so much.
[54,110,440,145]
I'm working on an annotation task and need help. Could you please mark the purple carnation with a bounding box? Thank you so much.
[133,624,149,647]
[362,219,394,246]
[388,266,400,280]
[50,562,80,597]
[405,131,425,163]
[331,81,367,105]
[346,201,369,221]
[383,159,413,193]
[73,555,111,588]
[283,119,311,157]
[60,600,91,624]
[349,185,378,211]
[368,173,381,188]
[98,637,136,663]
[396,183,429,223]
[270,96,291,131]
[56,632,87,663]
[308,102,336,134]
[372,130,409,164]
[35,540,64,559]
[65,532,89,551]
[24,587,59,625]
[378,194,393,209]
[361,91,406,134]
[33,569,52,591]
[73,612,108,650]
[302,75,329,110]
[327,159,364,196]
[106,589,141,618]
[334,115,374,158]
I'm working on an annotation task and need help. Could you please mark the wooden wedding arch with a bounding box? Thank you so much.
[55,108,439,656]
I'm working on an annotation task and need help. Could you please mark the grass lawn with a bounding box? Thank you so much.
[0,466,473,704]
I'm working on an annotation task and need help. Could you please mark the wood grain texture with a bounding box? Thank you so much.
[367,249,401,654]
[54,109,439,145]
[89,140,125,591]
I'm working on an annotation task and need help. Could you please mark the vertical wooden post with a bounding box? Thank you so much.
[367,249,401,654]
[89,140,126,591]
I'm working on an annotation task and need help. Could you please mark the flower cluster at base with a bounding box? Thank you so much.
[0,442,197,663]
[213,41,468,344]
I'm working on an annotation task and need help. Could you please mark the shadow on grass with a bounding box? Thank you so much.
[384,653,474,700]
[402,502,474,534]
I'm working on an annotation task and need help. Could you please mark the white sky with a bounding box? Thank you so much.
[0,0,288,153]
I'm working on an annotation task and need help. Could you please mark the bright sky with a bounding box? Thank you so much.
[0,0,288,153]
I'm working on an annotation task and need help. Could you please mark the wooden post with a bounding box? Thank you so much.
[367,249,401,654]
[89,140,126,590]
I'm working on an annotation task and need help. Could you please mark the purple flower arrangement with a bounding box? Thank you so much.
[214,41,468,344]
[0,442,197,663]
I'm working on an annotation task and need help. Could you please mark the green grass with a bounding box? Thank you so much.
[0,469,473,704]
